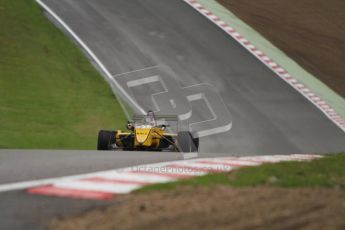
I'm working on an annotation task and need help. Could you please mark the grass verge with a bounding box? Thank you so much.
[137,153,345,192]
[0,0,126,149]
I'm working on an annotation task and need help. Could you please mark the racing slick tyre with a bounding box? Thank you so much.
[177,131,198,152]
[97,130,116,150]
[192,135,199,152]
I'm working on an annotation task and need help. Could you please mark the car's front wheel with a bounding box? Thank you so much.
[97,130,116,150]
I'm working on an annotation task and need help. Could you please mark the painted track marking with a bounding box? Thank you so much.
[35,0,146,115]
[22,154,320,200]
[183,0,345,132]
[35,0,344,133]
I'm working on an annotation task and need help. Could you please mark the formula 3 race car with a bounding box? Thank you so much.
[97,111,199,152]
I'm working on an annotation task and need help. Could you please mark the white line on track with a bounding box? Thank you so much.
[0,159,191,193]
[183,0,345,133]
[35,0,146,115]
[100,172,177,183]
[111,65,162,78]
[0,155,321,194]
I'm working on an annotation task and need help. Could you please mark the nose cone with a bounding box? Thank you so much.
[135,128,151,144]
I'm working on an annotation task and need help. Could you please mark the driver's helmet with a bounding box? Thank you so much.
[145,111,156,126]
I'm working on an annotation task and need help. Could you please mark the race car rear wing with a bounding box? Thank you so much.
[133,114,178,121]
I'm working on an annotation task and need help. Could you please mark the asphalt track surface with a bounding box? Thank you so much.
[41,0,345,155]
[0,150,230,230]
[0,150,182,230]
[1,0,345,229]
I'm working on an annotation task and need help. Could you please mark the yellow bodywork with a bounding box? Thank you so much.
[135,126,164,147]
[115,126,169,149]
[97,112,183,151]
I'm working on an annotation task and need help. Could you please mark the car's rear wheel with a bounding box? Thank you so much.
[97,130,116,150]
[177,131,198,152]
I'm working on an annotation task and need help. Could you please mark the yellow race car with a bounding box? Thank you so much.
[97,111,199,152]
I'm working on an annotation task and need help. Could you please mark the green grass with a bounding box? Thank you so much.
[137,153,345,192]
[0,0,127,149]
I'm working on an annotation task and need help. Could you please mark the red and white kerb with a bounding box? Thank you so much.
[183,0,345,132]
